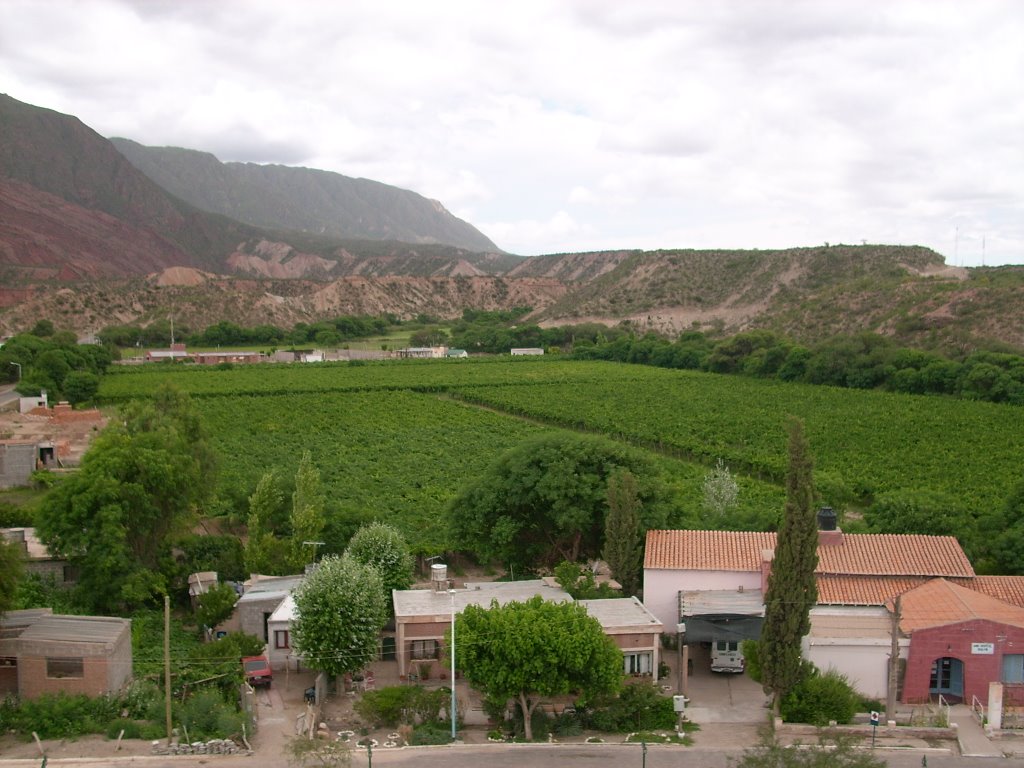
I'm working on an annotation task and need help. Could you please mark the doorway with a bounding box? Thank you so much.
[929,656,964,701]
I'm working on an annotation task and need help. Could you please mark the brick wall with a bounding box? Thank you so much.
[903,620,1024,704]
[18,655,111,699]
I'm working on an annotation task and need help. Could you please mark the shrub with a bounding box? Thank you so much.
[781,668,860,725]
[176,690,243,741]
[355,685,448,728]
[408,723,453,745]
[583,681,676,733]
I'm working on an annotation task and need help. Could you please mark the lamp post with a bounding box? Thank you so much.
[448,587,457,741]
[9,362,21,382]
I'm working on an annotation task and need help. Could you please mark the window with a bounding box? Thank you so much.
[411,640,439,660]
[274,630,290,650]
[624,652,652,675]
[62,565,80,584]
[1003,654,1024,684]
[46,657,84,679]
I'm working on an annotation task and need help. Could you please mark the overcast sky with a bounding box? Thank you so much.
[2,1,1022,265]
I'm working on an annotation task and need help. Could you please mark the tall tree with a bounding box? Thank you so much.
[602,469,643,596]
[344,522,414,612]
[449,433,667,571]
[455,595,623,741]
[0,535,25,616]
[289,451,326,570]
[291,554,387,684]
[245,471,288,575]
[37,384,212,612]
[760,418,818,715]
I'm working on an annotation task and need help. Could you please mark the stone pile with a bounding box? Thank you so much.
[151,738,245,756]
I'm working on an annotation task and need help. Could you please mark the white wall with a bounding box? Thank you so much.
[643,568,761,630]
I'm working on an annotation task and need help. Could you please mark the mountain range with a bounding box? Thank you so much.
[1,93,1022,354]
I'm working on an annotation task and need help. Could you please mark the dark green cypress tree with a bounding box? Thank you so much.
[760,418,819,715]
[603,469,643,596]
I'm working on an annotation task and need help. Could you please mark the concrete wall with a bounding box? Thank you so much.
[903,619,1024,704]
[0,443,36,488]
[237,595,284,642]
[643,568,761,630]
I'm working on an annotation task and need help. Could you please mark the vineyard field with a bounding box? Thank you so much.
[98,358,1024,554]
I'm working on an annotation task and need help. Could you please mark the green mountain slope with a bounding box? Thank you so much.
[110,138,499,252]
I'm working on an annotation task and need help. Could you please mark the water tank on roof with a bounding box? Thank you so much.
[817,506,837,531]
[431,563,448,591]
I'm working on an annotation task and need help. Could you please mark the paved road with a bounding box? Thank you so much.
[5,742,1018,768]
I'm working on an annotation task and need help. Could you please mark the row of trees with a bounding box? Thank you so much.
[1,325,113,401]
[97,314,399,350]
[576,328,1024,405]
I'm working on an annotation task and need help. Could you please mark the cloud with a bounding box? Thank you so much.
[0,0,1021,265]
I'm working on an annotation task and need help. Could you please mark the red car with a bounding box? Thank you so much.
[242,655,273,688]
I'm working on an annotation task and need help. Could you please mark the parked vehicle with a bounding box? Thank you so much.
[710,640,745,673]
[243,655,273,688]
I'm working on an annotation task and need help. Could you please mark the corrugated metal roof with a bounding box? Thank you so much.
[19,615,130,644]
[681,589,765,617]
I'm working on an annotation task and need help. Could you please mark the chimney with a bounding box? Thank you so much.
[817,506,844,546]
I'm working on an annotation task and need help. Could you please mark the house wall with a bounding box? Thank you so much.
[903,619,1024,704]
[15,619,131,700]
[267,617,294,671]
[0,443,37,489]
[105,625,133,692]
[395,618,448,676]
[643,568,761,631]
[238,596,284,642]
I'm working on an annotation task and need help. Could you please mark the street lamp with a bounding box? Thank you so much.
[448,587,457,741]
[9,362,21,382]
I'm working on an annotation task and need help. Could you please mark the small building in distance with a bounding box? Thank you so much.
[193,351,264,365]
[510,348,544,356]
[145,343,191,363]
[1,527,76,586]
[0,610,132,700]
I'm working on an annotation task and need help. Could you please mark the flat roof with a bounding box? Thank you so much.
[0,527,54,560]
[577,597,663,631]
[19,614,130,644]
[238,574,305,603]
[681,589,766,618]
[394,579,571,618]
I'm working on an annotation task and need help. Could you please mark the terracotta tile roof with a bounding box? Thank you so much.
[644,530,974,578]
[816,576,930,606]
[644,530,775,572]
[968,576,1024,608]
[895,578,1024,632]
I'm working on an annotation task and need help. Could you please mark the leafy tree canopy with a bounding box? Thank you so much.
[292,554,387,680]
[0,535,25,616]
[448,433,668,570]
[345,522,414,609]
[455,595,623,741]
[36,384,213,612]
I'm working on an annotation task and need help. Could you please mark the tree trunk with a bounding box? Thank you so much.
[518,692,538,741]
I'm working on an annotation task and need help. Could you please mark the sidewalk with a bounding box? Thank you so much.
[949,704,1003,758]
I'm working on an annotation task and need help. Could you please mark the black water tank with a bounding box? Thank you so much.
[817,506,837,531]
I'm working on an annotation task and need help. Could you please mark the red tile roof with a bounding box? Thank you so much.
[967,576,1024,608]
[644,530,974,578]
[896,578,1024,632]
[816,576,929,606]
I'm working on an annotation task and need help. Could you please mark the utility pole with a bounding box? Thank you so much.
[164,595,172,743]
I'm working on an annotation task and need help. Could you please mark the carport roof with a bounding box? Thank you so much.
[681,589,765,617]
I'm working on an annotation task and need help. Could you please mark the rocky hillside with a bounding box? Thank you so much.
[3,247,1024,355]
[110,138,499,252]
